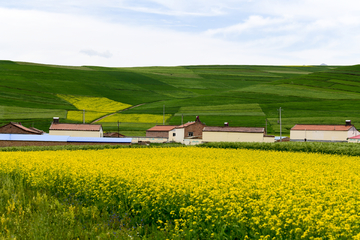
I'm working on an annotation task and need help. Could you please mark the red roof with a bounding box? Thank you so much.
[50,123,102,131]
[203,126,265,133]
[291,124,354,131]
[177,122,196,128]
[348,135,360,139]
[147,125,177,132]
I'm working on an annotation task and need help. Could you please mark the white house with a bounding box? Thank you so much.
[202,126,275,143]
[49,123,103,138]
[290,121,359,142]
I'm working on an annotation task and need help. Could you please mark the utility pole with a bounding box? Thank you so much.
[117,121,120,138]
[278,107,282,142]
[83,110,85,124]
[265,119,267,135]
[163,105,165,125]
[181,114,184,125]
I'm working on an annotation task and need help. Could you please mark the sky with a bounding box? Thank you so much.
[1,0,360,67]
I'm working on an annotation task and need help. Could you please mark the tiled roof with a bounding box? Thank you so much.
[50,123,102,131]
[203,126,265,133]
[147,125,177,132]
[291,124,354,131]
[29,127,44,134]
[348,135,360,139]
[10,122,43,134]
[177,122,196,128]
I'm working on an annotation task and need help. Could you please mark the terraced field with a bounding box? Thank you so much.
[1,60,360,136]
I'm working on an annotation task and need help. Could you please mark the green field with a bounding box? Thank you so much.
[1,60,360,136]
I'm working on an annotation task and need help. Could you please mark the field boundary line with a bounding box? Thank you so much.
[91,103,146,123]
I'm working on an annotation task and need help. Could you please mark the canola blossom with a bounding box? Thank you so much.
[1,148,360,239]
[57,94,132,122]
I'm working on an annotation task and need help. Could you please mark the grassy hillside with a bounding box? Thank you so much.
[1,60,359,136]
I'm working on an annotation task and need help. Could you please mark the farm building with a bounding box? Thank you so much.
[146,125,177,138]
[168,116,206,143]
[202,126,275,143]
[348,135,360,143]
[104,132,125,138]
[49,123,103,138]
[290,120,359,142]
[0,122,44,135]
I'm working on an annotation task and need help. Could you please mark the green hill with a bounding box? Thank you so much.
[1,60,359,136]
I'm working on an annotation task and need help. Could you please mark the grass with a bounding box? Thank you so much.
[1,60,360,135]
[198,141,360,156]
[0,105,66,120]
[0,172,145,239]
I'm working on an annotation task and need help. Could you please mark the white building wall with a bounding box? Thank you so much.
[49,130,101,138]
[203,132,265,142]
[169,128,185,143]
[348,127,359,138]
[290,130,350,142]
[183,139,203,145]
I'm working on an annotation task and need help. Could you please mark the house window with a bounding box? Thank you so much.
[188,132,194,137]
[173,133,176,137]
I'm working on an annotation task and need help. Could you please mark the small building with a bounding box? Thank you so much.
[169,116,206,143]
[348,135,360,143]
[0,122,44,135]
[49,123,103,138]
[104,132,125,138]
[202,126,275,143]
[290,120,359,142]
[146,125,177,138]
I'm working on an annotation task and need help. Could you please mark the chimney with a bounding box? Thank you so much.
[53,117,59,123]
[345,120,351,126]
[224,122,229,127]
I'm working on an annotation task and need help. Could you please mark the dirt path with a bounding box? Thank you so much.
[91,103,146,123]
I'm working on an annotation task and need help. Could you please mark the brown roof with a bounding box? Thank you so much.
[203,126,265,133]
[147,125,177,132]
[28,127,45,134]
[291,124,354,131]
[177,122,195,128]
[5,122,43,134]
[50,123,102,131]
[104,132,125,138]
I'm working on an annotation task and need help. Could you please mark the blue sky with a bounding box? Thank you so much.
[1,0,360,67]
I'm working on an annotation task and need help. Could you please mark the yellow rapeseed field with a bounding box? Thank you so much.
[57,94,132,122]
[1,148,360,239]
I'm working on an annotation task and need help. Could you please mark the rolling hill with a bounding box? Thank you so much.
[1,60,359,136]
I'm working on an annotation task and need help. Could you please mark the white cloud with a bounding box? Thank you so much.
[80,49,113,58]
[205,15,287,36]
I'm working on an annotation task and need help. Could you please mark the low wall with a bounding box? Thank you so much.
[131,137,168,144]
[0,140,130,147]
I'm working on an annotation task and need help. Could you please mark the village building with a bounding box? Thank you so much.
[169,116,206,143]
[290,120,359,142]
[202,126,275,143]
[146,125,177,138]
[0,122,44,135]
[49,122,103,138]
[104,132,125,138]
[348,135,360,143]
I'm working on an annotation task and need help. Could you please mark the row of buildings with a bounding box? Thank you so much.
[146,116,274,144]
[1,117,360,146]
[146,118,360,144]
